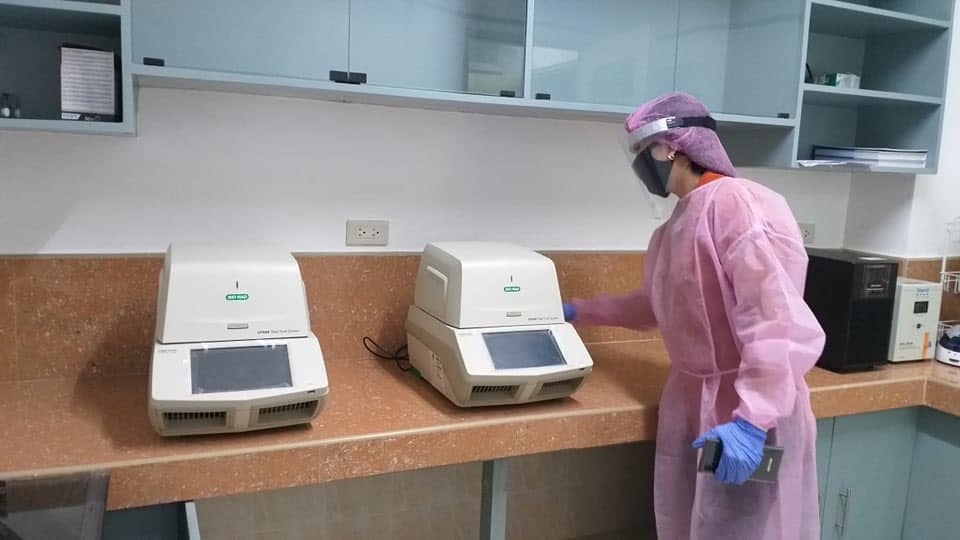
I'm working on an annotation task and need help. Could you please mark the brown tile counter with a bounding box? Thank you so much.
[2,340,959,510]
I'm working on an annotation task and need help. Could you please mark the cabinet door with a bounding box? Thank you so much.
[530,0,678,106]
[901,407,960,540]
[821,408,917,540]
[676,0,804,118]
[349,0,527,96]
[131,0,349,80]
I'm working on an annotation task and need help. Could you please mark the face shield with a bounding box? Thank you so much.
[621,115,718,201]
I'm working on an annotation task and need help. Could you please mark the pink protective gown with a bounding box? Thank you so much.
[574,177,825,540]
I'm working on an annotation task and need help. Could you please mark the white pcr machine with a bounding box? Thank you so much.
[406,242,593,407]
[149,243,329,436]
[889,278,942,363]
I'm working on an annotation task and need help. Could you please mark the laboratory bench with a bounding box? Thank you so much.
[2,339,958,511]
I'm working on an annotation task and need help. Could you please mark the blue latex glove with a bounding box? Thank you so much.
[563,303,577,322]
[692,417,767,485]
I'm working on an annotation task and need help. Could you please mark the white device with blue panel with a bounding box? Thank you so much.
[149,243,328,436]
[405,242,593,407]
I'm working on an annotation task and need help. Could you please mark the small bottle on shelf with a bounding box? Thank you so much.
[12,94,21,118]
[0,93,10,118]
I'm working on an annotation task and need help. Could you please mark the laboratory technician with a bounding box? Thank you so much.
[564,92,826,540]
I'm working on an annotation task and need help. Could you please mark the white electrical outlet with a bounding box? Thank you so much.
[799,222,816,245]
[346,219,389,246]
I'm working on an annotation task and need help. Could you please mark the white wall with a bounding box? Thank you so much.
[0,87,851,254]
[906,15,960,258]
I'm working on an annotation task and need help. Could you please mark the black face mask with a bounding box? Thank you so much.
[632,148,674,198]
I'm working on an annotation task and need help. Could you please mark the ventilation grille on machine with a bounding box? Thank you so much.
[162,411,227,429]
[257,400,319,424]
[538,377,585,396]
[470,385,519,400]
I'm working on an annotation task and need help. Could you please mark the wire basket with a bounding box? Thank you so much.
[942,272,960,295]
[941,217,960,294]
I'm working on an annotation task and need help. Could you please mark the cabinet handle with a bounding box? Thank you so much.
[835,487,851,536]
[329,70,367,85]
[0,480,7,518]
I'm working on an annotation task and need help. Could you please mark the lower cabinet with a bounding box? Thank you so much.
[901,407,960,540]
[102,501,199,540]
[817,408,918,540]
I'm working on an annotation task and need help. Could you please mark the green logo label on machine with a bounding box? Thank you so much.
[226,293,250,301]
[503,286,521,293]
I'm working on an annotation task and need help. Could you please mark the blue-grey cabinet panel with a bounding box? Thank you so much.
[901,407,960,540]
[816,417,834,524]
[676,0,804,118]
[131,0,349,80]
[102,503,184,540]
[530,0,678,106]
[349,0,527,96]
[821,408,918,540]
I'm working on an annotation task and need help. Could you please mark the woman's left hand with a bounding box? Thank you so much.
[692,417,767,484]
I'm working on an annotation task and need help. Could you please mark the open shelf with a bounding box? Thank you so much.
[0,117,133,134]
[797,99,941,173]
[0,0,126,131]
[794,162,934,175]
[132,64,796,128]
[803,84,942,107]
[810,0,949,38]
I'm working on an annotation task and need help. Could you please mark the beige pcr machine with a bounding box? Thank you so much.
[149,243,329,436]
[405,242,593,407]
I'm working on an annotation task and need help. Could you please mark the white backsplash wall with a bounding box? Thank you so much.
[0,88,850,254]
[907,16,960,259]
[843,172,916,257]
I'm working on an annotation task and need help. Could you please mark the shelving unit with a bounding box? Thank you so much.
[0,0,134,134]
[796,0,953,172]
[1,0,955,171]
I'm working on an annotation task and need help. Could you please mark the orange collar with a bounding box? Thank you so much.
[698,171,725,187]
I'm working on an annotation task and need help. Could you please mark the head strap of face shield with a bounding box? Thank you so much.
[626,115,718,153]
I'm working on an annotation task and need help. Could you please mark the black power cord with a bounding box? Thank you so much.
[362,336,412,372]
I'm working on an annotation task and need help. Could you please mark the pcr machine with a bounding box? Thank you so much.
[149,243,329,436]
[405,242,593,407]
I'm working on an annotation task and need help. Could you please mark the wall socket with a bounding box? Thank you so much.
[799,222,816,245]
[346,219,389,246]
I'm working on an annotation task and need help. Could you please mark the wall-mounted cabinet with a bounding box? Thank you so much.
[350,0,527,97]
[529,0,678,106]
[0,0,133,134]
[2,0,956,174]
[677,0,806,119]
[131,0,349,82]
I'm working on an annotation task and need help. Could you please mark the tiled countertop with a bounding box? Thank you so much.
[2,341,958,510]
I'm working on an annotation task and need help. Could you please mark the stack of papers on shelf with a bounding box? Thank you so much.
[60,46,117,121]
[812,145,927,170]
